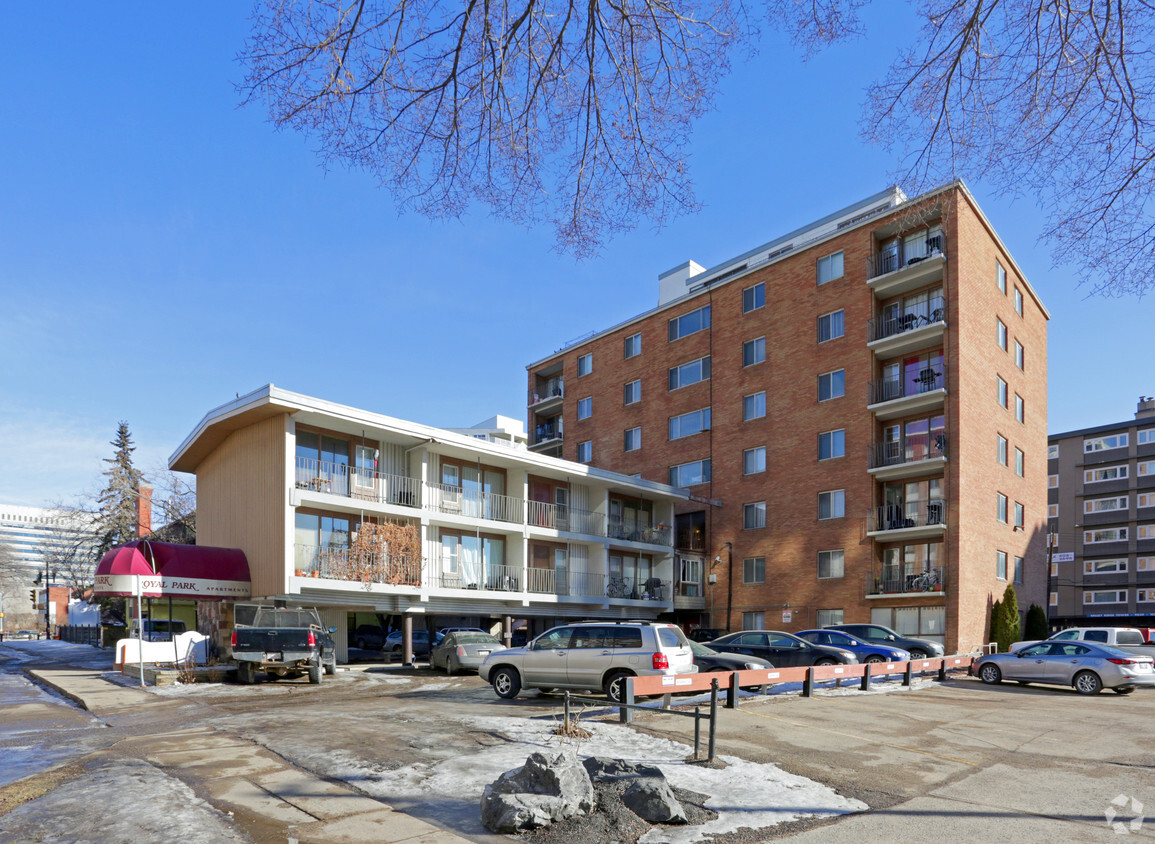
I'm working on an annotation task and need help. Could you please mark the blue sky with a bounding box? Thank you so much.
[1,2,1149,507]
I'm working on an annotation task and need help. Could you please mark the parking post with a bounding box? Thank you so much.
[708,679,718,762]
[903,661,913,686]
[621,677,634,724]
[802,667,813,697]
[564,691,571,728]
[694,706,701,760]
[860,662,872,691]
[727,672,740,709]
[938,658,947,682]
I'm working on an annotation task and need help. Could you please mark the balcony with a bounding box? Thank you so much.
[296,458,422,508]
[529,421,564,454]
[425,483,524,525]
[674,579,706,610]
[529,378,564,413]
[608,520,672,546]
[676,533,707,552]
[607,575,671,602]
[866,233,946,298]
[868,367,946,420]
[867,500,948,540]
[432,559,523,591]
[527,501,607,536]
[293,545,422,587]
[867,296,946,358]
[526,568,606,598]
[865,566,947,598]
[868,432,948,480]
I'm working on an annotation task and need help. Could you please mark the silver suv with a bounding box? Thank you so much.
[480,621,696,702]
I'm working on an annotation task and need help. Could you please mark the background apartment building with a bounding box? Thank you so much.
[1047,397,1155,628]
[526,182,1048,653]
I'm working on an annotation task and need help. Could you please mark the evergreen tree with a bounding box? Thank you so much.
[94,422,145,560]
[1025,604,1049,641]
[1000,584,1021,648]
[989,598,1005,652]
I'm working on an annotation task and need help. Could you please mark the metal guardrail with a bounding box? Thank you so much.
[869,500,947,532]
[866,233,946,279]
[869,431,948,469]
[564,685,719,762]
[868,296,946,342]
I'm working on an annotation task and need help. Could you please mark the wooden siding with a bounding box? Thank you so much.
[196,414,289,598]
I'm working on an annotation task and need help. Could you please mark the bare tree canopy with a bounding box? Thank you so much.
[240,0,744,256]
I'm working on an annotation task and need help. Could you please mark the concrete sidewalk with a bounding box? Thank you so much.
[28,667,470,844]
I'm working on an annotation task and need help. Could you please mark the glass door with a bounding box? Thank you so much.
[462,466,483,518]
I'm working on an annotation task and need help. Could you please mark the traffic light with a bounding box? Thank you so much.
[30,590,36,605]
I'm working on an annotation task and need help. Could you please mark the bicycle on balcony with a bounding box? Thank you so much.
[908,570,940,592]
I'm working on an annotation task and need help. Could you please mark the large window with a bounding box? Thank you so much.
[819,429,845,460]
[1014,556,1024,583]
[818,310,845,342]
[997,376,1008,407]
[818,489,845,520]
[1085,558,1127,574]
[818,369,845,401]
[577,397,592,420]
[1085,495,1129,514]
[668,305,711,341]
[577,441,592,463]
[742,283,765,313]
[624,333,642,359]
[996,550,1007,579]
[818,550,844,579]
[1085,527,1128,544]
[1085,433,1128,452]
[440,532,506,587]
[295,512,350,553]
[1139,429,1155,445]
[743,557,765,584]
[997,493,1008,523]
[1085,465,1128,483]
[743,502,767,530]
[744,391,766,421]
[743,611,765,630]
[997,434,1008,465]
[816,609,844,627]
[1014,502,1024,528]
[577,353,592,376]
[669,356,711,390]
[624,379,641,405]
[742,337,766,367]
[670,459,711,487]
[817,250,844,285]
[669,408,711,440]
[743,446,767,475]
[1083,590,1126,605]
[624,427,641,452]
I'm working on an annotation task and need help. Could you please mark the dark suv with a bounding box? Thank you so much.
[352,624,388,650]
[825,624,945,659]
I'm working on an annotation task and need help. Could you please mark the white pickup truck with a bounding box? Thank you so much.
[1011,627,1155,655]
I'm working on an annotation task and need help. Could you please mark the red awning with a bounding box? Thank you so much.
[94,541,250,600]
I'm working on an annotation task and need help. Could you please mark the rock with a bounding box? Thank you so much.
[622,778,688,824]
[480,749,595,833]
[582,756,664,782]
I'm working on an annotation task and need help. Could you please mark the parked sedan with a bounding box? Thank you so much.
[824,624,945,659]
[708,630,858,667]
[690,641,774,672]
[797,629,911,664]
[973,641,1155,695]
[385,629,444,658]
[431,631,507,674]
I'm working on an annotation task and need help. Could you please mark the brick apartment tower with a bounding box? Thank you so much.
[525,182,1049,653]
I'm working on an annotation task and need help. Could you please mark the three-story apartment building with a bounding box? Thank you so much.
[169,385,688,659]
[526,182,1049,653]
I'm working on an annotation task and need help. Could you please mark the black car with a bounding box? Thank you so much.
[690,640,774,672]
[824,624,945,659]
[708,630,859,667]
[351,624,388,650]
[689,628,726,643]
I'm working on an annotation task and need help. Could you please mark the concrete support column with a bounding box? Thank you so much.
[503,615,512,648]
[403,614,414,667]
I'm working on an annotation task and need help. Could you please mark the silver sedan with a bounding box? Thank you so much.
[974,641,1155,695]
[430,632,507,674]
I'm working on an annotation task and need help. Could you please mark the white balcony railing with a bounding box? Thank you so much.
[425,482,524,524]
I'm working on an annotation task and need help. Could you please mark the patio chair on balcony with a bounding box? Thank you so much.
[642,578,665,601]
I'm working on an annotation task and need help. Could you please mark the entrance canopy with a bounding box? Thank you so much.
[94,541,250,600]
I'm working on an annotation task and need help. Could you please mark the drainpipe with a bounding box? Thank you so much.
[724,541,733,632]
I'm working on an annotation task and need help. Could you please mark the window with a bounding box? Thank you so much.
[1013,394,1023,423]
[1015,448,1024,477]
[817,250,844,285]
[1139,524,1155,540]
[818,489,845,520]
[1140,493,1155,508]
[743,446,767,475]
[669,408,711,440]
[997,376,1008,407]
[1084,433,1128,452]
[1014,556,1024,583]
[1141,558,1155,571]
[818,369,845,401]
[742,611,765,630]
[997,493,1008,523]
[576,441,592,462]
[1048,504,1059,518]
[1139,429,1155,445]
[1084,465,1128,483]
[743,502,767,530]
[1050,561,1058,576]
[816,609,844,627]
[1085,527,1128,544]
[1048,474,1059,488]
[743,557,765,584]
[1014,286,1024,315]
[818,310,845,342]
[996,318,1007,350]
[1083,590,1126,605]
[1140,461,1155,477]
[818,550,844,579]
[1014,501,1024,528]
[577,397,592,420]
[1014,340,1024,370]
[997,262,1007,294]
[668,305,711,341]
[1048,444,1059,459]
[624,379,641,405]
[577,353,592,376]
[624,333,641,359]
[997,434,1008,466]
[742,336,766,366]
[1084,558,1127,574]
[669,356,711,390]
[996,550,1007,579]
[624,427,641,452]
[818,429,845,460]
[744,391,766,421]
[669,459,711,487]
[1140,589,1155,603]
[1084,495,1129,514]
[742,283,765,313]
[1049,591,1058,607]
